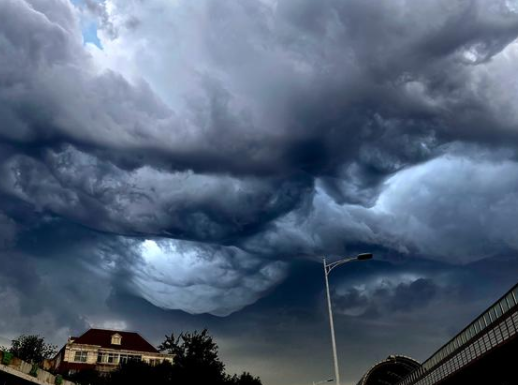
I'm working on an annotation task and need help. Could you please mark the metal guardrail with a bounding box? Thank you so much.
[397,283,518,385]
[0,352,74,385]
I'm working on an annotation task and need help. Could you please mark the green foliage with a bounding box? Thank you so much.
[2,351,13,365]
[30,363,39,377]
[9,335,57,364]
[55,374,64,385]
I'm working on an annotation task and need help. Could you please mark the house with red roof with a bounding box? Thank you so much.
[52,329,174,375]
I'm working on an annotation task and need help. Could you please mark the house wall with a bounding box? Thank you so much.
[61,343,174,371]
[63,344,99,365]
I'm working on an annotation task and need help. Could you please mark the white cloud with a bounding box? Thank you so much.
[132,239,287,316]
[373,153,518,262]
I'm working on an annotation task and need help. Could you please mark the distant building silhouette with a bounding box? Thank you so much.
[357,355,420,385]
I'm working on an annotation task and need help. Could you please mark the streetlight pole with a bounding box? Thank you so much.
[323,253,373,385]
[324,257,341,385]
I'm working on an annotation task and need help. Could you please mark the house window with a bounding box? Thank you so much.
[111,334,122,345]
[119,354,142,364]
[74,351,88,363]
[148,359,161,367]
[97,352,121,364]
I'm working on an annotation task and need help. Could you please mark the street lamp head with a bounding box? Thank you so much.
[356,253,373,261]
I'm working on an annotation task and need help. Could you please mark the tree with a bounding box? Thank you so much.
[157,332,183,357]
[66,329,261,385]
[159,329,227,385]
[9,335,57,364]
[227,372,263,385]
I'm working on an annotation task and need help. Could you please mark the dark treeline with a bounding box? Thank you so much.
[72,362,261,385]
[1,330,262,385]
[70,329,262,385]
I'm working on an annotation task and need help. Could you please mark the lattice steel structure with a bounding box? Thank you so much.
[397,283,518,385]
[357,355,420,385]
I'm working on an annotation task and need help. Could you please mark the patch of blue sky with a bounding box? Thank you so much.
[69,0,103,49]
[82,22,103,49]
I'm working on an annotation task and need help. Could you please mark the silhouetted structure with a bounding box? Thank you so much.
[357,282,518,385]
[356,355,419,385]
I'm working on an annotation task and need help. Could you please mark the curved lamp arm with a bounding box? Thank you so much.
[324,253,373,275]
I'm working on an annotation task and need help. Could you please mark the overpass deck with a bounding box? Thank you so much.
[397,283,518,385]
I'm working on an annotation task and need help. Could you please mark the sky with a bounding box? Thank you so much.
[1,0,518,384]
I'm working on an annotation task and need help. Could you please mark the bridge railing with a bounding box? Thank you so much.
[0,351,75,385]
[397,283,518,385]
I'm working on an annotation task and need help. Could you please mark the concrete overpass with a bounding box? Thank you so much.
[0,363,55,385]
[397,283,518,385]
[357,282,518,385]
[0,353,74,385]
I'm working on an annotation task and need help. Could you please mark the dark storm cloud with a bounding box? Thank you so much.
[0,219,517,385]
[97,257,518,385]
[2,0,518,184]
[0,247,90,341]
[2,1,518,383]
[0,212,17,249]
[0,145,312,242]
[333,277,440,317]
[1,0,518,312]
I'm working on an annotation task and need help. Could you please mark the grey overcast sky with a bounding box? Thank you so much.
[1,0,518,384]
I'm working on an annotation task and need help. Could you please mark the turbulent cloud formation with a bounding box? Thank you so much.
[134,239,287,315]
[1,0,518,383]
[374,151,518,261]
[1,0,518,311]
[1,0,518,309]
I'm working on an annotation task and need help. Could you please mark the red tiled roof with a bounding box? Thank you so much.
[72,329,159,353]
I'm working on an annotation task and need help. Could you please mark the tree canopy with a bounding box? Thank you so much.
[73,329,261,385]
[227,372,263,385]
[159,329,227,384]
[6,335,57,364]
